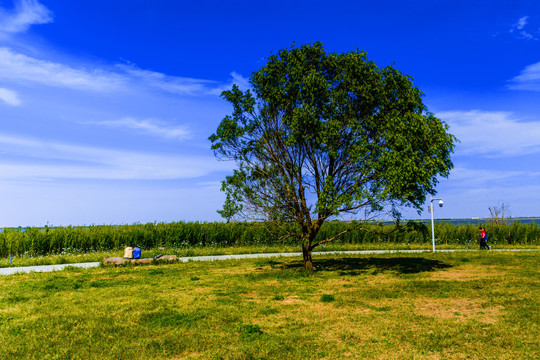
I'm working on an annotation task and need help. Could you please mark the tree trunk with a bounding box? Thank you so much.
[302,243,315,271]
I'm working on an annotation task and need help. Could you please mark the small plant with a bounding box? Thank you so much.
[148,269,164,275]
[254,258,280,268]
[238,324,262,335]
[184,248,196,257]
[320,294,335,303]
[272,295,284,301]
[260,306,279,315]
[62,265,83,272]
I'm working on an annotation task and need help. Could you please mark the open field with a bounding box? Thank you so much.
[0,251,538,359]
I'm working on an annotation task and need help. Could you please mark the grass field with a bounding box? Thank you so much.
[0,251,538,359]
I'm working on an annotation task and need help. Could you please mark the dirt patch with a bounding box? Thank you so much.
[325,278,353,286]
[187,286,212,296]
[109,274,138,280]
[414,297,503,324]
[241,290,259,300]
[282,296,304,304]
[352,307,372,315]
[261,280,281,287]
[430,265,506,282]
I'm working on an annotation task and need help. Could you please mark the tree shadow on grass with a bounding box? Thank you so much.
[282,257,453,276]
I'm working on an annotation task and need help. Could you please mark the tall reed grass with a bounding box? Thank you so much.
[0,220,538,257]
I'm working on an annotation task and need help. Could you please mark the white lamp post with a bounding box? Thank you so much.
[429,197,444,252]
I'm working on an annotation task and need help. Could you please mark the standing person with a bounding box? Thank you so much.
[479,227,491,250]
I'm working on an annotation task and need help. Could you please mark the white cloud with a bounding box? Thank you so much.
[509,15,537,40]
[518,32,535,40]
[0,87,21,105]
[230,71,251,89]
[0,47,126,91]
[117,63,218,96]
[208,71,251,95]
[195,181,225,193]
[448,167,537,188]
[516,16,528,30]
[0,0,52,35]
[508,61,540,91]
[0,47,246,96]
[439,110,540,156]
[0,133,232,181]
[87,117,191,141]
[117,64,250,96]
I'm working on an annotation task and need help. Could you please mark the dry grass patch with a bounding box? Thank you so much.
[282,295,304,304]
[430,265,506,281]
[414,297,503,324]
[324,278,353,286]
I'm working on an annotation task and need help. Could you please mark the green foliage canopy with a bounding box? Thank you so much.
[209,42,456,268]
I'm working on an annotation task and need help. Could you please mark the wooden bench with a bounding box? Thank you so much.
[102,255,177,266]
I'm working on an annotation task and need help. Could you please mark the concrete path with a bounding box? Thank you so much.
[175,249,427,263]
[176,248,537,263]
[0,262,100,276]
[1,248,537,276]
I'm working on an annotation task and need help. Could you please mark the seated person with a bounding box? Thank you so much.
[132,246,141,259]
[124,246,133,259]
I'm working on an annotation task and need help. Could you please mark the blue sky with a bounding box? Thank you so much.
[0,0,539,227]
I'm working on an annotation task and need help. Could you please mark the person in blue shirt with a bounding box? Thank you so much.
[132,245,141,259]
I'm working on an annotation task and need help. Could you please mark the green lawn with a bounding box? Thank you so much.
[0,251,538,359]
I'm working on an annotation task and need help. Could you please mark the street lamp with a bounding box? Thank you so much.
[429,197,444,252]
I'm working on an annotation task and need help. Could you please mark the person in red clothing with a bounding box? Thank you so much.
[479,227,491,250]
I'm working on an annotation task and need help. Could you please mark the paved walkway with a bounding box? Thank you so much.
[0,262,100,276]
[176,249,426,263]
[1,248,537,276]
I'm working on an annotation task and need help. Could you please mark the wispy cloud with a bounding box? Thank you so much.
[207,71,252,95]
[0,47,125,91]
[448,166,538,188]
[0,47,249,96]
[0,87,21,106]
[0,0,52,35]
[86,117,191,141]
[439,110,540,156]
[117,63,218,96]
[508,61,540,91]
[117,63,250,96]
[509,15,537,40]
[516,16,528,29]
[0,133,232,181]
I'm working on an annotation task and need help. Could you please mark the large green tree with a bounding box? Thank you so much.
[209,42,456,270]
